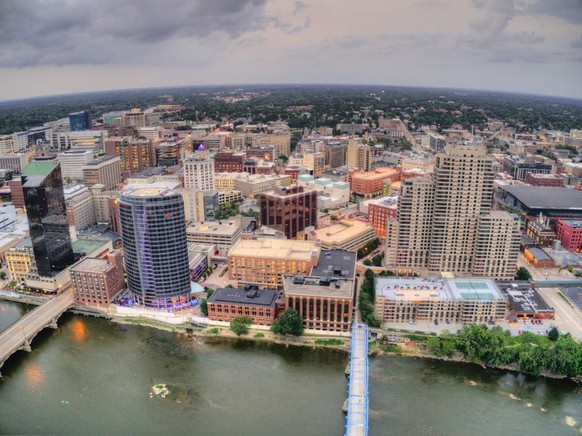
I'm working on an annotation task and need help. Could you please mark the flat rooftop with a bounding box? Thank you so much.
[500,186,582,210]
[526,247,553,261]
[208,288,278,307]
[228,238,319,261]
[121,185,175,197]
[72,237,110,255]
[502,285,554,314]
[71,257,111,273]
[187,220,241,237]
[312,249,356,279]
[312,220,374,244]
[282,275,354,299]
[560,219,582,228]
[376,277,505,302]
[22,161,57,177]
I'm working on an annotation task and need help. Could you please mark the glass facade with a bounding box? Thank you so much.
[22,162,75,277]
[69,110,91,131]
[119,187,190,308]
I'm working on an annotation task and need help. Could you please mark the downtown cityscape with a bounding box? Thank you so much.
[1,1,582,435]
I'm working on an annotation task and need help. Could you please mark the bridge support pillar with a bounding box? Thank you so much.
[48,318,59,329]
[21,338,32,353]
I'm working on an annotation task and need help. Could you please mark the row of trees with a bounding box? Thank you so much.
[359,269,380,327]
[228,308,305,337]
[357,238,380,260]
[426,324,582,377]
[363,253,384,267]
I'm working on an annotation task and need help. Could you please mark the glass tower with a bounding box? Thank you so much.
[68,110,91,131]
[21,161,75,277]
[118,186,190,308]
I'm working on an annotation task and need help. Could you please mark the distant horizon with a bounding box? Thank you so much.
[2,82,582,106]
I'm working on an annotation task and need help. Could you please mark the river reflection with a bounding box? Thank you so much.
[1,303,581,436]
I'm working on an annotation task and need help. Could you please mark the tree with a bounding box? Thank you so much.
[548,327,560,341]
[230,316,252,336]
[200,288,214,316]
[200,298,208,316]
[279,155,288,163]
[0,271,6,280]
[271,308,304,336]
[515,267,532,281]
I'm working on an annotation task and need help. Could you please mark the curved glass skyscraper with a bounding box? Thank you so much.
[118,186,190,308]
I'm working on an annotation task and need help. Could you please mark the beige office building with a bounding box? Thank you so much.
[228,238,320,289]
[310,220,375,251]
[186,220,242,257]
[375,277,507,324]
[82,155,122,190]
[385,143,516,279]
[472,212,521,279]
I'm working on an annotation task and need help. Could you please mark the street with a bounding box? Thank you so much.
[536,287,582,341]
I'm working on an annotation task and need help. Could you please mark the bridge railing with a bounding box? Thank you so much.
[345,322,369,436]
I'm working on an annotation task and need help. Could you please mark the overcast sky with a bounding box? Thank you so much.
[0,0,581,101]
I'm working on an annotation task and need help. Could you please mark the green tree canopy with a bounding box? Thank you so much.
[515,267,532,281]
[230,316,252,336]
[271,308,304,336]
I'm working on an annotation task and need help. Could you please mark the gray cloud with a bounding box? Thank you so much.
[526,0,582,25]
[0,0,271,67]
[571,35,582,49]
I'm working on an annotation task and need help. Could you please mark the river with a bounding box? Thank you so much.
[1,301,581,435]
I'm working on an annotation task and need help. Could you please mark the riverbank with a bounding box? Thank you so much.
[370,340,582,384]
[193,326,352,353]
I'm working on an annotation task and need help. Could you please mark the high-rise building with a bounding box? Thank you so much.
[69,110,92,131]
[104,136,154,177]
[82,155,122,190]
[56,149,94,180]
[118,186,190,308]
[347,141,372,171]
[386,143,518,279]
[260,185,318,239]
[183,146,214,190]
[472,212,520,278]
[21,161,75,278]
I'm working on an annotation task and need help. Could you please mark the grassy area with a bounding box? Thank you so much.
[378,343,403,353]
[314,338,343,346]
[253,333,265,338]
[206,328,220,335]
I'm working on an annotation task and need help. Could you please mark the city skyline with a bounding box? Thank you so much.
[0,0,581,101]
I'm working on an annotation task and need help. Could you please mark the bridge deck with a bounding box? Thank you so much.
[0,291,73,370]
[345,322,368,436]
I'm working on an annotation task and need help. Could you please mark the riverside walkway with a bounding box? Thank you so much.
[0,290,73,376]
[345,322,369,436]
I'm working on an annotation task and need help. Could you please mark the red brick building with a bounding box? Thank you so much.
[348,167,400,198]
[556,219,582,253]
[260,185,318,239]
[207,287,278,325]
[283,166,301,183]
[214,151,245,172]
[8,178,24,208]
[368,202,398,238]
[70,250,125,308]
[525,173,564,187]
